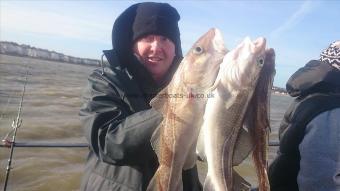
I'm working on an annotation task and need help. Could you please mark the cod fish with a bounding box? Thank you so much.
[201,37,275,191]
[147,28,227,191]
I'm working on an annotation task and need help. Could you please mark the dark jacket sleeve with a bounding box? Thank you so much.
[80,71,163,166]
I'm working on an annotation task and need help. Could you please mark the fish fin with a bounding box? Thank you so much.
[150,87,168,111]
[150,125,161,157]
[232,102,257,165]
[232,170,252,191]
[146,170,167,191]
[203,175,215,191]
[146,174,157,191]
[207,73,221,92]
[232,124,254,165]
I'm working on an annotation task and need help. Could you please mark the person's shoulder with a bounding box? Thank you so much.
[88,66,124,82]
[311,107,340,124]
[304,107,340,141]
[85,66,122,91]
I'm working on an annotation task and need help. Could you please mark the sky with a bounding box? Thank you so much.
[0,0,339,88]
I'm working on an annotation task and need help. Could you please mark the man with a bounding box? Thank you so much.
[268,41,340,191]
[79,2,202,191]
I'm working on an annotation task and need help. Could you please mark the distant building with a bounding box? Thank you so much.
[272,86,288,95]
[0,41,100,66]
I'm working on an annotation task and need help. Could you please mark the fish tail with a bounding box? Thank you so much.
[146,170,162,191]
[147,166,172,191]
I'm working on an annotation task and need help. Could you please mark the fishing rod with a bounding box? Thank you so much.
[2,70,28,191]
[0,141,88,148]
[0,141,280,148]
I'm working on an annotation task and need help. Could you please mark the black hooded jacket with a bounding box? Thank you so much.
[80,3,202,191]
[268,60,340,191]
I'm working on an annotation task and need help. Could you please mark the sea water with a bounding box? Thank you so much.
[0,54,293,190]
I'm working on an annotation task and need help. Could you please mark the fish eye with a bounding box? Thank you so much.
[257,58,264,66]
[193,46,204,55]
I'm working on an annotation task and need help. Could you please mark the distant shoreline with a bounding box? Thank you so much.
[0,53,98,69]
[0,41,101,67]
[0,41,288,92]
[272,86,288,95]
[272,91,289,96]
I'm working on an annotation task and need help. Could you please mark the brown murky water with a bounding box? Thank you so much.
[0,54,292,190]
